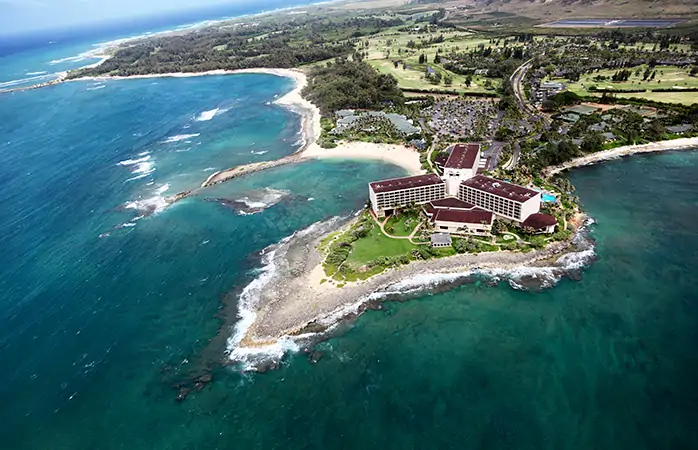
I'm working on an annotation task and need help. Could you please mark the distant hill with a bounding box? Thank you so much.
[471,0,698,20]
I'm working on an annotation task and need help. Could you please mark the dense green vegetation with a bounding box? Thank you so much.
[303,59,404,115]
[69,16,403,78]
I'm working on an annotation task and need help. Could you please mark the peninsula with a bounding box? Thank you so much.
[11,0,697,368]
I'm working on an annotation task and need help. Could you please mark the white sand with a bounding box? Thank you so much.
[302,141,424,176]
[547,137,698,175]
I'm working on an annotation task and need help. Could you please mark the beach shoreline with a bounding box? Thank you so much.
[546,137,698,175]
[227,214,596,370]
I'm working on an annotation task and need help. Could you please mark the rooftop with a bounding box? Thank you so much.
[433,208,493,225]
[430,233,452,246]
[461,175,540,203]
[370,173,444,194]
[522,213,557,230]
[445,143,480,170]
[564,105,600,116]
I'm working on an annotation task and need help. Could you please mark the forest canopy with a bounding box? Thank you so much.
[303,59,404,115]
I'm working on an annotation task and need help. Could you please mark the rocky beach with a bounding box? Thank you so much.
[227,214,597,370]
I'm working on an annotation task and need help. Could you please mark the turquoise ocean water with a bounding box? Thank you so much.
[2,23,698,450]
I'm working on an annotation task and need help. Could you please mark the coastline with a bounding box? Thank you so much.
[227,214,596,370]
[546,137,698,175]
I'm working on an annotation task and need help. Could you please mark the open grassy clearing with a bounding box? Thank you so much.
[547,65,698,105]
[614,91,698,105]
[361,30,503,93]
[346,224,417,266]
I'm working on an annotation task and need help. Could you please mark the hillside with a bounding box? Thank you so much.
[435,0,698,23]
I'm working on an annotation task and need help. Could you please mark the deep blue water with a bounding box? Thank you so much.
[2,19,698,450]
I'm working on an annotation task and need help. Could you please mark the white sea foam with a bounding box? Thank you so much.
[236,188,290,212]
[226,220,339,370]
[26,71,47,76]
[123,195,168,215]
[226,217,598,371]
[195,108,220,121]
[251,150,269,155]
[125,173,151,182]
[117,155,150,166]
[155,183,170,196]
[203,167,217,172]
[86,84,105,91]
[162,133,200,143]
[195,107,229,121]
[0,73,54,88]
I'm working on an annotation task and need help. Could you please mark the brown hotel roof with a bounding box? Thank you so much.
[445,143,480,170]
[369,174,444,194]
[522,213,557,229]
[433,208,493,225]
[461,175,539,204]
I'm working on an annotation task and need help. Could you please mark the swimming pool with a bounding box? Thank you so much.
[542,193,557,203]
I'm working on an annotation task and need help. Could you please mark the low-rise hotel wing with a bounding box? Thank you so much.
[369,174,446,217]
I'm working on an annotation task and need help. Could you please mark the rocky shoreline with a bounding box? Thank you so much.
[226,214,597,370]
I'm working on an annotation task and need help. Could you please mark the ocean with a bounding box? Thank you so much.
[2,14,698,450]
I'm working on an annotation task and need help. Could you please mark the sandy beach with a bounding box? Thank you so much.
[302,141,424,176]
[546,137,698,175]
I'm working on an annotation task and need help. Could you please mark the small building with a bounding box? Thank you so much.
[588,122,608,132]
[558,113,580,123]
[521,213,557,234]
[443,143,481,195]
[563,104,601,116]
[601,132,617,142]
[459,175,542,223]
[430,233,452,248]
[369,174,446,218]
[432,208,493,236]
[424,198,493,236]
[666,124,693,134]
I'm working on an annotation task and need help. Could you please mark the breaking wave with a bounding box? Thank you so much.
[0,73,54,89]
[195,108,228,121]
[122,183,171,216]
[236,188,290,213]
[226,219,343,371]
[118,154,154,179]
[162,133,200,143]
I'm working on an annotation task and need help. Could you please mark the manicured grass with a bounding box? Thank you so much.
[362,30,503,94]
[384,213,419,237]
[548,65,698,105]
[615,91,698,105]
[346,224,417,267]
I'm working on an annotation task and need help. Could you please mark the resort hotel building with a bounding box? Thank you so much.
[368,143,557,237]
[369,174,445,218]
[458,175,541,223]
[443,143,483,195]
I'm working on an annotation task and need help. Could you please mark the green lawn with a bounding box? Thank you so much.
[548,65,698,105]
[362,30,502,94]
[346,224,417,267]
[384,213,419,237]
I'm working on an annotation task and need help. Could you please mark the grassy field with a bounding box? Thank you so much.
[361,29,503,94]
[346,224,416,266]
[548,65,698,105]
